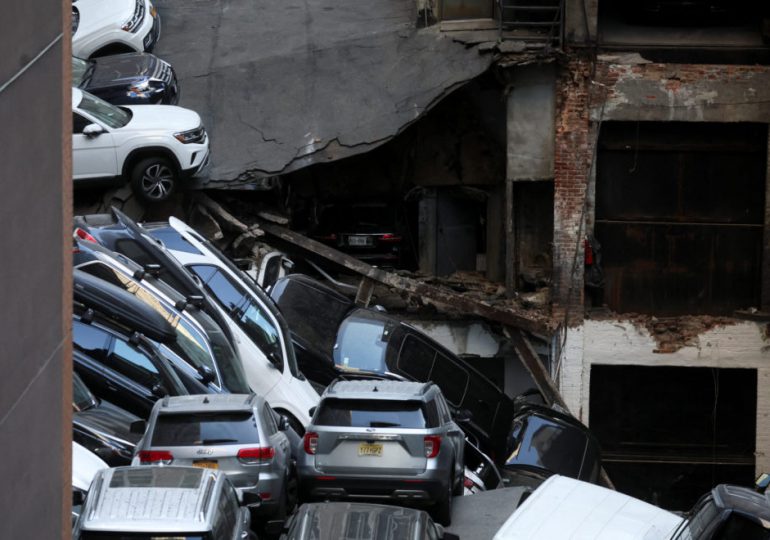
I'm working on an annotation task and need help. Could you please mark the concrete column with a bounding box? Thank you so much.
[757,368,770,476]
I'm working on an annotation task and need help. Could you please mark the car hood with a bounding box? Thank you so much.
[122,104,201,133]
[74,399,142,446]
[74,0,135,38]
[72,442,108,491]
[89,53,166,88]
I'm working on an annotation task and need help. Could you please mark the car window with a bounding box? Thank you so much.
[716,514,770,540]
[316,399,435,429]
[260,405,277,436]
[73,373,97,412]
[73,112,90,134]
[398,335,468,407]
[150,227,204,255]
[73,320,111,359]
[397,336,435,381]
[109,339,161,388]
[424,398,441,427]
[151,412,260,446]
[190,265,284,371]
[333,314,390,373]
[505,415,586,478]
[77,90,131,129]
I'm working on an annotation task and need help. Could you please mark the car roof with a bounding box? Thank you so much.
[72,87,83,109]
[325,380,433,400]
[79,466,222,533]
[155,393,261,414]
[292,502,430,540]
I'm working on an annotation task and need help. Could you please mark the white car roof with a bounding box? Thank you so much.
[493,475,683,540]
[72,442,108,492]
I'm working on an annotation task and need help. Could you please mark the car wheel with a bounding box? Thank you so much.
[433,475,453,526]
[453,470,464,497]
[130,157,177,202]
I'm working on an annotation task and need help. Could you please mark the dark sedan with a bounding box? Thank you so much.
[73,372,142,466]
[72,53,178,106]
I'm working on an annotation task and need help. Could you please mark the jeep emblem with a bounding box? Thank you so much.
[196,448,214,455]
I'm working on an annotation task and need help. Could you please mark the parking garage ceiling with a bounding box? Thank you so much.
[154,0,494,186]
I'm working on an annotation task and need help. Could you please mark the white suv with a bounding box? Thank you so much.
[72,87,210,202]
[72,0,160,59]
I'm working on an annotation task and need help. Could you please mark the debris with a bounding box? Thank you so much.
[497,40,527,54]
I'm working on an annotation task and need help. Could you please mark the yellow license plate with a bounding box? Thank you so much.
[192,460,218,469]
[358,443,383,457]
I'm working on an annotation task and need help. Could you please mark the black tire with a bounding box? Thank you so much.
[452,470,465,497]
[130,156,177,202]
[433,476,453,526]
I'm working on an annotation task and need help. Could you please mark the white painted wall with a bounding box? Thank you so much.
[407,320,502,357]
[558,319,770,476]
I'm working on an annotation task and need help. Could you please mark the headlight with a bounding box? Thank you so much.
[174,126,206,144]
[122,0,146,32]
[72,7,80,34]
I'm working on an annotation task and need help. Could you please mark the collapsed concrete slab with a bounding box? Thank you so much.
[153,0,494,185]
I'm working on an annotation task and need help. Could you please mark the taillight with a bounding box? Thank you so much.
[74,227,98,243]
[424,435,441,458]
[138,450,173,465]
[237,447,275,464]
[379,234,401,242]
[304,432,318,455]
[464,477,474,488]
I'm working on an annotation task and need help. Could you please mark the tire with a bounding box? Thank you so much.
[452,471,465,497]
[130,156,177,202]
[433,476,453,526]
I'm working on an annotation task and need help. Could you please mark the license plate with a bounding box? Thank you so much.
[192,460,218,469]
[358,443,383,457]
[347,236,371,247]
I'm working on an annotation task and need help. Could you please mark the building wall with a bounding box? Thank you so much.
[0,0,70,537]
[559,320,770,476]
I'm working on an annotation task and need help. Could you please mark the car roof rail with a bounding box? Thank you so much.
[419,382,434,395]
[244,392,257,405]
[162,396,170,407]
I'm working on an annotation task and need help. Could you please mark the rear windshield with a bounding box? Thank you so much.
[151,412,259,446]
[315,399,436,429]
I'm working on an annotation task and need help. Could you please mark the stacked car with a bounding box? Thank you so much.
[70,0,208,202]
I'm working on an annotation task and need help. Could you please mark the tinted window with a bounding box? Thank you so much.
[152,413,260,446]
[505,415,588,478]
[397,336,435,381]
[213,486,237,540]
[73,112,89,134]
[333,314,391,373]
[718,514,770,540]
[429,351,468,406]
[316,399,433,428]
[73,373,97,411]
[191,265,284,371]
[110,339,160,387]
[73,321,111,358]
[150,227,203,255]
[260,405,277,436]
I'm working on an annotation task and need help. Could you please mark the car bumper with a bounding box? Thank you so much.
[298,468,449,504]
[236,471,284,516]
[180,147,210,179]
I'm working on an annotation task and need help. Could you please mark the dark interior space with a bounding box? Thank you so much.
[597,0,770,63]
[281,70,507,275]
[595,122,766,316]
[515,180,554,290]
[590,365,757,510]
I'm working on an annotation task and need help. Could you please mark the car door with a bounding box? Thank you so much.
[72,319,113,397]
[72,112,118,179]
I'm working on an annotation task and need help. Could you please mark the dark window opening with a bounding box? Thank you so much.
[590,365,757,510]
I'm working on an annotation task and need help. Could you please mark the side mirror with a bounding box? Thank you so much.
[278,415,290,432]
[756,472,769,494]
[151,382,168,398]
[82,123,104,137]
[130,420,147,434]
[198,366,216,385]
[308,406,316,418]
[72,489,86,506]
[241,491,261,508]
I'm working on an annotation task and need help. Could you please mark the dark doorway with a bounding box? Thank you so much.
[595,122,767,316]
[590,365,757,510]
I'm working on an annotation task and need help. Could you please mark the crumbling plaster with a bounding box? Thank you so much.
[559,319,770,475]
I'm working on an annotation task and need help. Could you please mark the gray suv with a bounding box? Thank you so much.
[73,466,253,539]
[133,394,296,520]
[298,380,465,525]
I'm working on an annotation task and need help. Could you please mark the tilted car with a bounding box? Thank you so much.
[72,88,209,202]
[72,442,108,527]
[270,273,514,462]
[72,53,178,106]
[277,502,459,540]
[72,466,253,540]
[72,0,160,59]
[73,371,142,466]
[133,394,296,520]
[74,208,320,432]
[299,380,465,525]
[74,238,251,395]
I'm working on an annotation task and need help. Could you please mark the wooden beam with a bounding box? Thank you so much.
[506,326,565,409]
[258,221,553,336]
[355,277,375,307]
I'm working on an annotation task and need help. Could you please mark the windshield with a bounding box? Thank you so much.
[77,90,131,129]
[333,314,390,373]
[72,57,91,86]
[73,374,97,412]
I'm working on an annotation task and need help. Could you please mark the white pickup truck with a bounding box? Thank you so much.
[494,474,770,540]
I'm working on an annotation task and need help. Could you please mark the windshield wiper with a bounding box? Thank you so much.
[369,422,400,428]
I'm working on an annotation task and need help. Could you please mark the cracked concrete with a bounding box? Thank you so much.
[153,0,493,185]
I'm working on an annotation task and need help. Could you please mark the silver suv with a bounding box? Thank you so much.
[298,380,465,525]
[73,466,252,539]
[133,394,296,520]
